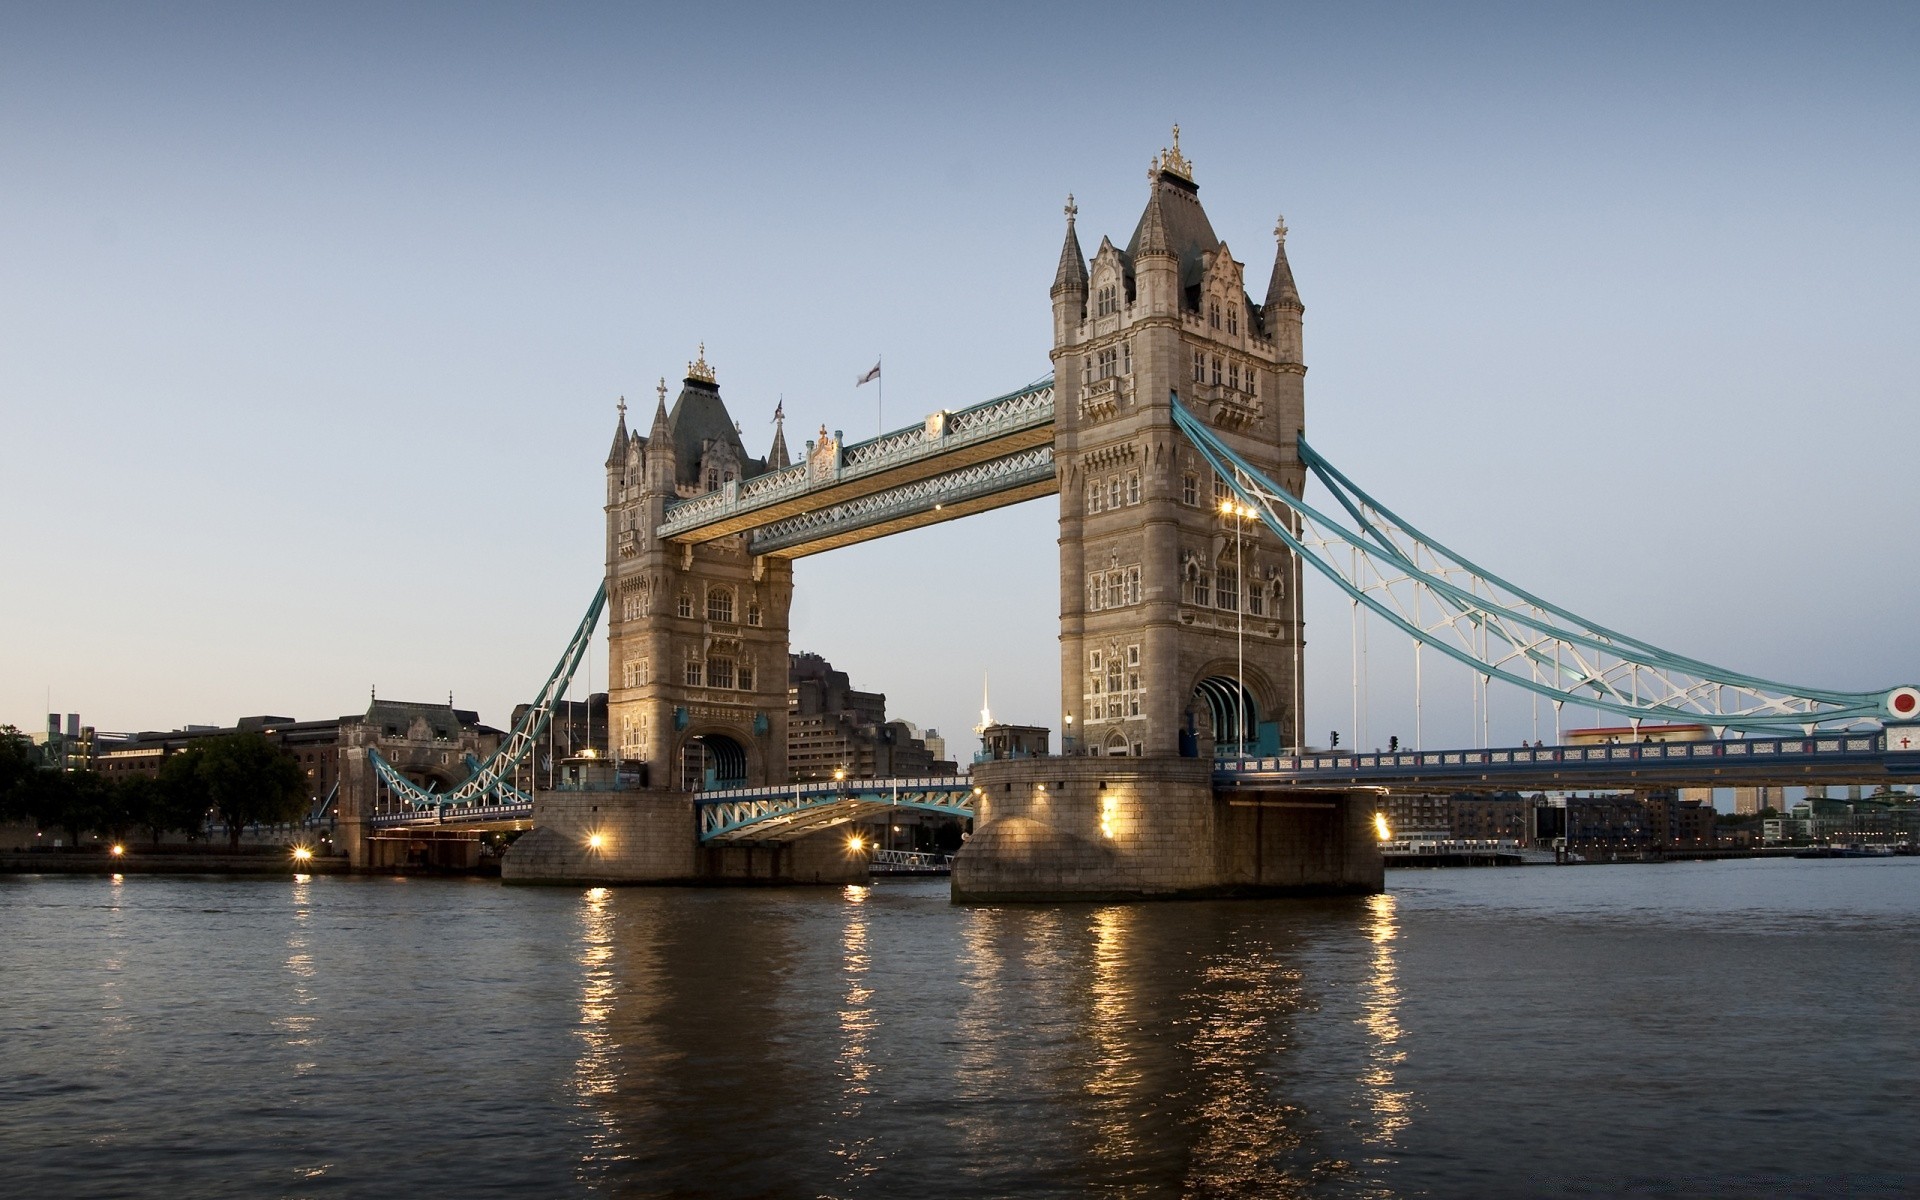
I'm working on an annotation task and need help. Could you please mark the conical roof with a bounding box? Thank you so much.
[1263,216,1302,311]
[1051,195,1088,295]
[605,402,629,467]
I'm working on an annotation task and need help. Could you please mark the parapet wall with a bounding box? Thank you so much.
[953,756,1382,901]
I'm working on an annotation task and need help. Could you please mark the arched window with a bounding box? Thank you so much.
[1209,301,1221,329]
[1182,473,1198,506]
[677,593,693,619]
[746,600,762,627]
[1227,306,1238,335]
[1127,472,1140,504]
[704,468,720,492]
[707,587,734,623]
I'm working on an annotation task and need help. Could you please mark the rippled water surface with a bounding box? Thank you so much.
[2,859,1917,1198]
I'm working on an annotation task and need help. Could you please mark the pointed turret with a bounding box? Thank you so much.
[645,377,676,491]
[1133,186,1174,260]
[1263,215,1302,313]
[768,401,791,470]
[1051,195,1088,296]
[605,397,630,468]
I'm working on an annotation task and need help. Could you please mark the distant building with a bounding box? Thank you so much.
[1732,785,1784,815]
[785,653,957,780]
[1381,792,1451,837]
[1451,793,1537,841]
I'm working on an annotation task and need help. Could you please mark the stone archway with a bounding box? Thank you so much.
[680,731,750,792]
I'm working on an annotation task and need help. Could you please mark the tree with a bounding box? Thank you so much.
[0,725,35,824]
[127,772,208,844]
[160,734,308,849]
[18,769,114,848]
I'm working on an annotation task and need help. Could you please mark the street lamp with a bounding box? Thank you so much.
[1219,497,1259,760]
[1064,713,1074,755]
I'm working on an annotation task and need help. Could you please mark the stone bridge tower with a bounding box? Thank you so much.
[603,349,794,791]
[1051,129,1307,759]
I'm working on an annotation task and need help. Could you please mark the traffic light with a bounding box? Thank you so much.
[1330,730,1340,748]
[1388,736,1399,752]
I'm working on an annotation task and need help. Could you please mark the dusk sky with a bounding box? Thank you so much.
[4,2,1916,755]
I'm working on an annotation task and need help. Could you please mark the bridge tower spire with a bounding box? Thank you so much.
[1050,129,1307,758]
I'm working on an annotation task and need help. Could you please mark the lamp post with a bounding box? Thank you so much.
[1219,497,1257,760]
[1064,713,1074,755]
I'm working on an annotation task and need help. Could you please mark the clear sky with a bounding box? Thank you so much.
[3,2,1917,756]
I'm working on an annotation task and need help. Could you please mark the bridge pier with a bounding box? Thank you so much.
[500,790,867,886]
[952,757,1381,902]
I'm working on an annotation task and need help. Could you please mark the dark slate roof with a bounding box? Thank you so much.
[669,379,768,485]
[1053,215,1087,293]
[1125,170,1221,294]
[605,411,629,467]
[357,700,475,740]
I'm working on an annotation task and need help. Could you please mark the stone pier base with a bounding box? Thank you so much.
[501,790,867,886]
[952,757,1383,902]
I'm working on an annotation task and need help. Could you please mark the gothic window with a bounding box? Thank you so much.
[685,659,703,687]
[707,587,734,623]
[1249,583,1265,616]
[1127,644,1140,666]
[1182,473,1198,506]
[1213,473,1229,505]
[677,594,693,619]
[746,600,762,627]
[723,471,735,484]
[707,657,735,689]
[1228,362,1240,391]
[1087,575,1102,611]
[1209,301,1221,329]
[1227,305,1238,335]
[1086,481,1103,514]
[1248,370,1258,397]
[1194,571,1211,608]
[738,663,754,690]
[1192,349,1205,383]
[1097,347,1118,380]
[1107,655,1123,696]
[705,468,720,492]
[1218,564,1240,612]
[1107,476,1121,509]
[622,593,641,622]
[1127,472,1140,504]
[1211,356,1222,386]
[622,658,649,688]
[1105,571,1122,608]
[1125,567,1141,604]
[1097,284,1118,316]
[1122,339,1132,375]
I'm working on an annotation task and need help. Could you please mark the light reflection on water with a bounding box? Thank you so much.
[2,859,1918,1198]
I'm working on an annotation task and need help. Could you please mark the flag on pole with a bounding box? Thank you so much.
[855,361,881,386]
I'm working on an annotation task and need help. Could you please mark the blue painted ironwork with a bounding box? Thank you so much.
[696,778,976,842]
[1171,394,1911,734]
[657,378,1055,542]
[368,582,605,813]
[1215,731,1915,791]
[747,445,1055,556]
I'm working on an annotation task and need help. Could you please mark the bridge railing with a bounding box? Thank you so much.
[657,379,1054,540]
[1216,731,1899,784]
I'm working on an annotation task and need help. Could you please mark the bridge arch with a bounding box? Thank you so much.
[1186,665,1284,757]
[679,730,751,792]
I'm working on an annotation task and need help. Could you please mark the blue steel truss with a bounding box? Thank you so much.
[368,583,605,811]
[1171,394,1909,734]
[697,778,976,842]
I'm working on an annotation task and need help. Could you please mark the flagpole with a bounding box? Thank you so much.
[877,353,883,437]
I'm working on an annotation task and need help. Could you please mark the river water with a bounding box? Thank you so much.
[2,859,1916,1198]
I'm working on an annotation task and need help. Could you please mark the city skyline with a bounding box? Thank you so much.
[4,3,1917,755]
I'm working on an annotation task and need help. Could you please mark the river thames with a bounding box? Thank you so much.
[2,858,1916,1198]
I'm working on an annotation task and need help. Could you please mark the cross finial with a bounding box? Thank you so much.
[1064,193,1077,221]
[617,394,627,419]
[656,377,668,405]
[773,398,784,424]
[1274,214,1289,244]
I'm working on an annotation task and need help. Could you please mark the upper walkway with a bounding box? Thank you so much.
[656,379,1055,556]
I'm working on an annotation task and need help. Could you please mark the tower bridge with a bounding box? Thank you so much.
[335,131,1918,897]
